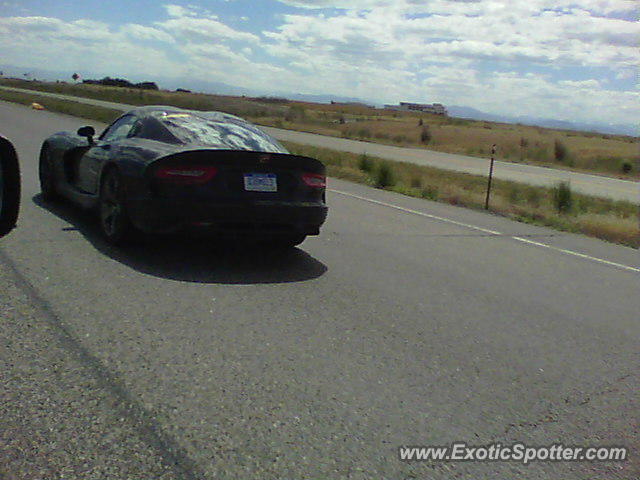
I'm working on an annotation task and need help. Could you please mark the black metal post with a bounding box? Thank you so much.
[485,144,497,210]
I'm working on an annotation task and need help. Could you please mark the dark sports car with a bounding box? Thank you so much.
[39,106,328,246]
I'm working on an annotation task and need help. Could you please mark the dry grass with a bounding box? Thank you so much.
[2,78,637,179]
[0,88,121,124]
[574,214,640,247]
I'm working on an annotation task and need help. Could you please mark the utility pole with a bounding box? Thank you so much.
[485,144,497,210]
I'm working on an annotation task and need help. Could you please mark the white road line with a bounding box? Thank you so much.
[510,237,640,273]
[330,188,640,274]
[330,189,502,236]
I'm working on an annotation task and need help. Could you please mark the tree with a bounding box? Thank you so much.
[72,73,80,82]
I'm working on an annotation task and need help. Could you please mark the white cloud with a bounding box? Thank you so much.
[164,4,197,18]
[276,0,637,15]
[156,16,259,43]
[0,1,637,126]
[472,72,639,124]
[264,2,639,70]
[122,24,175,43]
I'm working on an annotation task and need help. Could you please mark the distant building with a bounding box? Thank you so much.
[384,102,447,116]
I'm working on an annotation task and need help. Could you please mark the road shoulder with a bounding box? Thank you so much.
[0,252,193,479]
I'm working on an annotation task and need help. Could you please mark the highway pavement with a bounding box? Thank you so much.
[1,84,637,203]
[0,101,639,479]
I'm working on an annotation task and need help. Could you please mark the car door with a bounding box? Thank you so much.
[77,115,138,194]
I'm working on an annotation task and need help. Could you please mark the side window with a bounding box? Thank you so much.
[127,120,144,138]
[101,115,138,142]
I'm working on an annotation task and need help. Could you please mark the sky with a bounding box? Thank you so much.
[0,0,638,127]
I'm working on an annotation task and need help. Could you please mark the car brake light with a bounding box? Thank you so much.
[155,165,217,184]
[302,172,326,188]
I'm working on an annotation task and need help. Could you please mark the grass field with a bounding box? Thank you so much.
[0,87,121,124]
[1,87,637,248]
[1,78,638,179]
[284,142,639,248]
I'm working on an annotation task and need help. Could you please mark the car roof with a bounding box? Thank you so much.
[125,105,288,153]
[129,105,246,124]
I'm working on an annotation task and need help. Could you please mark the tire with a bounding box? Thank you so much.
[98,168,135,245]
[0,139,20,238]
[39,145,59,201]
[264,234,307,249]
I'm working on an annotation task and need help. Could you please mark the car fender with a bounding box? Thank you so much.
[0,136,21,237]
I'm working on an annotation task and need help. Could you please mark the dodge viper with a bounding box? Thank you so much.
[39,106,328,246]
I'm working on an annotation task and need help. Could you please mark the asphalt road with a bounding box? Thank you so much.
[1,85,637,203]
[1,101,639,479]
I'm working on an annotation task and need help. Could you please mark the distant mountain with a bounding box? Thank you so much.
[448,105,637,137]
[514,116,637,137]
[280,93,372,105]
[447,105,507,123]
[169,79,371,105]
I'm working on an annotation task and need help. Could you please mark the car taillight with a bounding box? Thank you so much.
[155,165,217,184]
[302,172,326,188]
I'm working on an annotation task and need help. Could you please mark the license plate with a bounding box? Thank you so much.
[244,173,277,192]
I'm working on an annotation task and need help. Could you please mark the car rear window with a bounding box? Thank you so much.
[151,111,288,153]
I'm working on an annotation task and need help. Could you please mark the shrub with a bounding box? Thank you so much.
[358,153,374,173]
[553,181,573,214]
[392,135,408,144]
[554,140,568,163]
[418,118,423,126]
[508,186,522,204]
[575,197,591,214]
[374,162,395,188]
[447,194,462,205]
[410,177,422,189]
[621,161,633,174]
[421,186,439,200]
[288,105,306,120]
[285,106,307,122]
[525,189,541,207]
[357,128,372,138]
[420,126,432,144]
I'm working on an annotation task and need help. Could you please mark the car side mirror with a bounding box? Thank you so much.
[0,137,21,238]
[77,126,96,145]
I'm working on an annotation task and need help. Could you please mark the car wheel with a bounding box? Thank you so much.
[265,234,307,249]
[39,146,59,201]
[99,168,135,245]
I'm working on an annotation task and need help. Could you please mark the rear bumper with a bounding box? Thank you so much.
[126,197,328,236]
